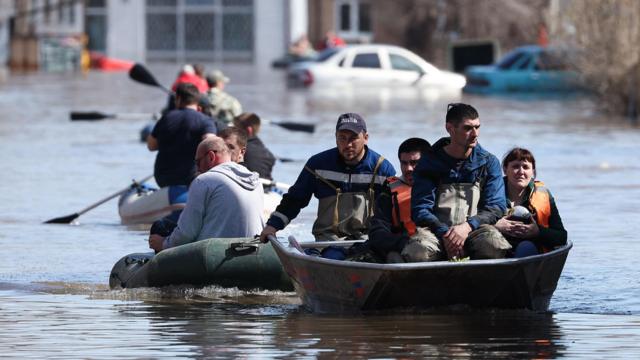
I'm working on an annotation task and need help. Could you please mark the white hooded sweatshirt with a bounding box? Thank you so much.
[164,162,264,249]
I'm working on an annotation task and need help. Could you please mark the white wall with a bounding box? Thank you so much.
[288,0,308,43]
[254,0,287,69]
[107,0,145,62]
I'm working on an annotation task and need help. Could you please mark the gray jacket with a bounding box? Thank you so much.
[164,162,264,249]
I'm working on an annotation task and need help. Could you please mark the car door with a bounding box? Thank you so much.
[532,50,569,91]
[345,49,387,86]
[387,51,425,86]
[500,51,535,91]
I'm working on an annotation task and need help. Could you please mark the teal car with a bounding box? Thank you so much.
[463,45,581,93]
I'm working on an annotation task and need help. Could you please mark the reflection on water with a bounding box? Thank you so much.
[1,65,640,357]
[3,287,640,358]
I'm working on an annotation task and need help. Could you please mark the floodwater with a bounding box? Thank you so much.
[1,63,639,358]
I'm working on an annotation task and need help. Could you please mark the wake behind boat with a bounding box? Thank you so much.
[271,236,572,314]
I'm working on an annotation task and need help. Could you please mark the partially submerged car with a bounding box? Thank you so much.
[287,44,466,91]
[464,45,581,93]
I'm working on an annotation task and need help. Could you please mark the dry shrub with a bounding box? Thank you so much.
[552,0,640,117]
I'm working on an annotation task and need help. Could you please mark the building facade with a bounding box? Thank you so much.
[86,0,305,69]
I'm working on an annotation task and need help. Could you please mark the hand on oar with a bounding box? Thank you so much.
[44,175,153,224]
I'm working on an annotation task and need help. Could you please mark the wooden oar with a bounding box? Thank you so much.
[70,111,156,121]
[128,63,316,133]
[44,175,153,224]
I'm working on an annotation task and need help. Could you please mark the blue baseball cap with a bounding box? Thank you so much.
[336,113,367,134]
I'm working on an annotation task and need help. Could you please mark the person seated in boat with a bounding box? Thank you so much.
[409,103,509,262]
[493,147,567,257]
[163,64,210,114]
[147,83,218,189]
[204,69,243,125]
[149,136,264,253]
[233,113,276,180]
[218,126,248,165]
[259,113,396,243]
[367,138,431,263]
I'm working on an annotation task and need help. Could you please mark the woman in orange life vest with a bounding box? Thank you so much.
[494,147,567,257]
[368,138,431,262]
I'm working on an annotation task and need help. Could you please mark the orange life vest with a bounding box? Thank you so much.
[388,176,417,236]
[528,181,551,228]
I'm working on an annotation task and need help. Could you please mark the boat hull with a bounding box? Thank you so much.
[118,186,185,225]
[110,237,293,291]
[272,238,571,313]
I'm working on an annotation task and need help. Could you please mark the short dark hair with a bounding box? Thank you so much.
[218,127,248,148]
[398,137,430,159]
[446,103,479,125]
[174,83,201,106]
[233,112,261,131]
[502,147,537,175]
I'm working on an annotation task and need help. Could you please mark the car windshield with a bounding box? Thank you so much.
[315,47,342,62]
[497,50,528,70]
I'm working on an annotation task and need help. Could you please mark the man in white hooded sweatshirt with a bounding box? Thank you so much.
[149,136,264,253]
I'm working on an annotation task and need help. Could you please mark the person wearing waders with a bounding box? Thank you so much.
[259,113,395,249]
[408,103,509,261]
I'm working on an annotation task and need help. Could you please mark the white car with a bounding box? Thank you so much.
[287,44,466,91]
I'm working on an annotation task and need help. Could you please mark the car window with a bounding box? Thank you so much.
[389,54,422,72]
[352,53,381,68]
[534,51,568,71]
[338,56,346,67]
[315,47,341,62]
[497,51,526,70]
[517,56,532,70]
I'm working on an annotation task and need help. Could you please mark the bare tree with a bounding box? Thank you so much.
[552,0,640,119]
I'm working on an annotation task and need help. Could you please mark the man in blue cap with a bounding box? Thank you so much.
[260,113,396,242]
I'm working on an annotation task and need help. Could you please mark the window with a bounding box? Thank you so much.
[497,51,526,70]
[335,0,372,40]
[85,0,107,52]
[390,54,422,72]
[316,47,341,62]
[352,53,380,68]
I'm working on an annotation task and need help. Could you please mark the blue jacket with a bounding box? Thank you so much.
[411,137,506,240]
[267,146,396,230]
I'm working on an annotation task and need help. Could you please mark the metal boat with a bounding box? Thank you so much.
[271,236,571,313]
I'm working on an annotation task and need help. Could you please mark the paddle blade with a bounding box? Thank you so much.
[129,63,171,93]
[271,121,315,133]
[44,213,79,224]
[70,111,113,121]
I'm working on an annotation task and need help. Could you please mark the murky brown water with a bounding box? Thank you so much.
[1,64,639,358]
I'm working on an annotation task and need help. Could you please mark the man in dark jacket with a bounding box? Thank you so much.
[234,113,276,180]
[260,113,396,242]
[147,83,217,188]
[410,103,509,261]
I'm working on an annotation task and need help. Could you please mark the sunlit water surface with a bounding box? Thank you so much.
[0,64,639,358]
